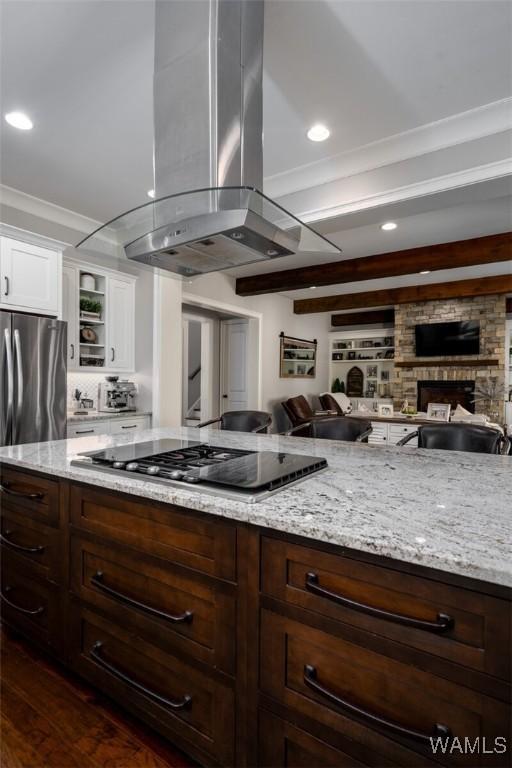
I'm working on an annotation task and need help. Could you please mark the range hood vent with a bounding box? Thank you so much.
[76,1,340,273]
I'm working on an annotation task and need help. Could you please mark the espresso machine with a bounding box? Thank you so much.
[98,377,137,412]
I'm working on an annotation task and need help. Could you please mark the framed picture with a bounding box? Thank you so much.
[380,370,390,381]
[347,351,356,360]
[366,365,378,378]
[378,403,394,418]
[427,403,451,421]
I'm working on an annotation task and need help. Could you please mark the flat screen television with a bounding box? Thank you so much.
[415,321,480,357]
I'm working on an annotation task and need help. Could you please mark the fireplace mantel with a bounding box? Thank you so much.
[395,358,499,368]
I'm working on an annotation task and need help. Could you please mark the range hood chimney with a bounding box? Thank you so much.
[76,0,340,275]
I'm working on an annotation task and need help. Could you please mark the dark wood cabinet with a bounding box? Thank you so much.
[1,465,510,767]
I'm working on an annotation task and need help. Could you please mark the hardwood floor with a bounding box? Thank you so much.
[0,628,195,768]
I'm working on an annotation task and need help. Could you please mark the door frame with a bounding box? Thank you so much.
[182,292,262,412]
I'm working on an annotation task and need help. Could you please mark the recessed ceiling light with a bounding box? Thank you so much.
[419,270,431,275]
[5,111,33,130]
[307,124,330,142]
[147,189,155,198]
[380,221,397,231]
[309,286,317,290]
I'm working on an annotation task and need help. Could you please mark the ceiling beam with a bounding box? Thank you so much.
[294,274,512,314]
[236,232,512,296]
[331,309,395,327]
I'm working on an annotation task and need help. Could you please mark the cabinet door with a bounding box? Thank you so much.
[107,277,134,371]
[0,237,59,314]
[62,263,78,368]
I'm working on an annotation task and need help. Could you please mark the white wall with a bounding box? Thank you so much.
[185,272,330,431]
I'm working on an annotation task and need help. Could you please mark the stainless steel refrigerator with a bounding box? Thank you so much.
[1,311,67,446]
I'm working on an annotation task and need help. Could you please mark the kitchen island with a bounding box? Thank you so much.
[0,428,510,767]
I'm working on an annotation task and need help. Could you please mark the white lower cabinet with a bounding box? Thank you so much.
[369,421,418,447]
[66,415,151,439]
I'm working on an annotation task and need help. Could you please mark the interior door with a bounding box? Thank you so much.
[220,319,249,414]
[107,277,134,371]
[0,237,59,314]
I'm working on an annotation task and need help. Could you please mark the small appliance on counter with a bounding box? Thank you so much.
[98,376,137,412]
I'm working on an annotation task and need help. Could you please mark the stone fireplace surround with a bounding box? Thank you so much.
[393,295,506,416]
[417,380,475,413]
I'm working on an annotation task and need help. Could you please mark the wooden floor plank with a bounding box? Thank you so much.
[1,629,194,768]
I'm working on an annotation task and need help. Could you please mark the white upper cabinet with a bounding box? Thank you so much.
[107,276,135,371]
[62,262,79,368]
[0,237,60,314]
[62,258,136,373]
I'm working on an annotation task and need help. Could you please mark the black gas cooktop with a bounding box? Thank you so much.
[71,438,327,502]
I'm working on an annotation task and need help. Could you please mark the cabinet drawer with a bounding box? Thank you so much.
[0,509,61,583]
[70,535,236,674]
[261,538,510,681]
[109,416,150,435]
[260,610,510,767]
[0,466,59,526]
[0,556,60,649]
[389,424,417,438]
[66,421,110,438]
[258,709,371,767]
[69,484,236,581]
[71,605,235,766]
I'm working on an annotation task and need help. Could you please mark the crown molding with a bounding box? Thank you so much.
[294,158,512,224]
[0,184,103,235]
[265,98,512,199]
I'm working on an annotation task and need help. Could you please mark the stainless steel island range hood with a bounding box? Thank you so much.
[77,0,340,275]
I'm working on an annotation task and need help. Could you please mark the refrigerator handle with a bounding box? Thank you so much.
[4,328,14,438]
[13,329,24,443]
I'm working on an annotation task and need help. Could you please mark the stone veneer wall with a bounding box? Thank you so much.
[393,294,506,415]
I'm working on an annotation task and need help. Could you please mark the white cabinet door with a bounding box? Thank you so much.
[109,415,151,435]
[62,263,78,368]
[0,237,59,314]
[107,277,135,371]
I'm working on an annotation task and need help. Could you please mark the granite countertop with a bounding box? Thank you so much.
[0,427,510,588]
[67,410,152,424]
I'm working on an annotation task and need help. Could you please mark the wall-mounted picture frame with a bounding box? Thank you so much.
[378,403,394,418]
[279,332,317,378]
[427,402,451,421]
[366,364,378,378]
[380,370,390,381]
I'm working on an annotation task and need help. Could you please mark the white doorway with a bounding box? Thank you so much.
[220,319,249,413]
[182,314,214,426]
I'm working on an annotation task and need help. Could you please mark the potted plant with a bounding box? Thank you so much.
[80,297,102,320]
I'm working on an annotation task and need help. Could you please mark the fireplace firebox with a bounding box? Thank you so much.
[417,380,475,413]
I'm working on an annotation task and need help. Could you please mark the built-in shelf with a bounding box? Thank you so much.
[79,287,104,295]
[395,358,499,368]
[80,343,104,348]
[79,317,104,325]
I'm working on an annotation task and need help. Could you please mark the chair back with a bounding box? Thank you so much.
[282,395,314,426]
[310,417,372,442]
[319,393,343,414]
[220,410,272,433]
[418,423,503,453]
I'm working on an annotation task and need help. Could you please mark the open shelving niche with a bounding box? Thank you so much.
[79,269,107,367]
[329,327,395,400]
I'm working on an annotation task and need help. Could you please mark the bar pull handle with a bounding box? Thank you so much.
[90,571,193,625]
[90,641,192,711]
[13,329,23,443]
[111,347,115,362]
[0,530,45,554]
[305,572,454,634]
[70,343,75,360]
[0,586,45,616]
[4,328,14,439]
[75,429,95,435]
[303,665,450,745]
[0,481,44,501]
[121,425,137,429]
[4,276,9,296]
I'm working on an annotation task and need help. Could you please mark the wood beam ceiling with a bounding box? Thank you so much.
[235,232,512,296]
[294,275,512,314]
[331,310,395,327]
